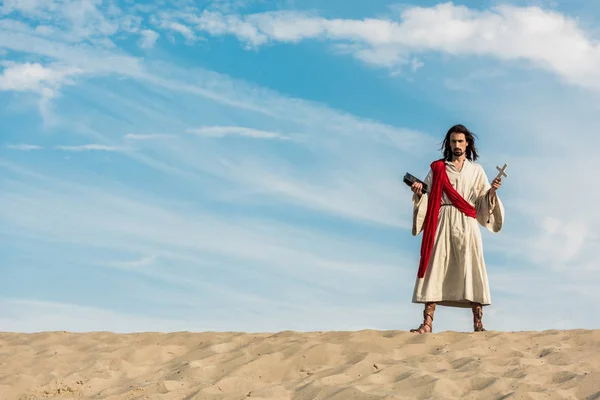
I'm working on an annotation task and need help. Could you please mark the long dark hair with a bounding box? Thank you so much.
[440,124,479,161]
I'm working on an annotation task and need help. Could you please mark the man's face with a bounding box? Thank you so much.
[449,132,468,158]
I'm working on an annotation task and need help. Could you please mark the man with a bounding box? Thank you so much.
[409,124,504,334]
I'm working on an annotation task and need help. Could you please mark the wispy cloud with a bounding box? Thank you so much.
[187,126,291,140]
[1,164,408,278]
[0,21,144,78]
[139,29,160,48]
[54,144,127,152]
[9,52,425,229]
[0,0,121,43]
[124,133,172,140]
[0,161,412,322]
[5,144,42,151]
[154,20,196,42]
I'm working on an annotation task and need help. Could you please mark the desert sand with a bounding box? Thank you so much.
[1,329,599,400]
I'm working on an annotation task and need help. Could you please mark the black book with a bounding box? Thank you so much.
[403,173,428,194]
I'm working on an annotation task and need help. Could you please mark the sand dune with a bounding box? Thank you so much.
[1,329,599,399]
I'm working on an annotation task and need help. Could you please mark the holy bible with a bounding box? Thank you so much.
[403,173,428,194]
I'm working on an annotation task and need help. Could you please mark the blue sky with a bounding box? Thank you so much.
[1,0,600,333]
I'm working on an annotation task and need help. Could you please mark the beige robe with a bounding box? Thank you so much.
[411,160,504,308]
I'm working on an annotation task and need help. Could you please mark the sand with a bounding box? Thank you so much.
[1,329,599,400]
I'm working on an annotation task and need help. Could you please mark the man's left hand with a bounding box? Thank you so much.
[490,176,502,194]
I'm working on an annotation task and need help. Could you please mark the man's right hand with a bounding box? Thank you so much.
[411,182,423,197]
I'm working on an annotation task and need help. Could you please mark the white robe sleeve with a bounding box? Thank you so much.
[412,169,432,236]
[474,165,505,233]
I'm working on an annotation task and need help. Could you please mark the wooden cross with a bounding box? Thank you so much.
[495,163,508,180]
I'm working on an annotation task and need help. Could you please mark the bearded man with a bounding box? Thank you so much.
[409,124,504,334]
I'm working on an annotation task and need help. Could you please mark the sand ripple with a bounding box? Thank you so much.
[1,329,599,399]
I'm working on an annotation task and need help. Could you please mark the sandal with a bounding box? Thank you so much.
[472,303,486,332]
[410,302,436,334]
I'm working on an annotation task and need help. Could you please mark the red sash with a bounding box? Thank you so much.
[417,159,477,278]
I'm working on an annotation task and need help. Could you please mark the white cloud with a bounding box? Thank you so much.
[186,4,600,90]
[124,133,172,140]
[5,144,42,150]
[54,144,127,152]
[191,10,269,46]
[0,0,60,19]
[187,126,290,140]
[6,0,597,93]
[156,20,196,42]
[0,29,144,78]
[0,0,120,43]
[139,29,159,48]
[0,61,81,93]
[60,0,120,40]
[0,61,83,127]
